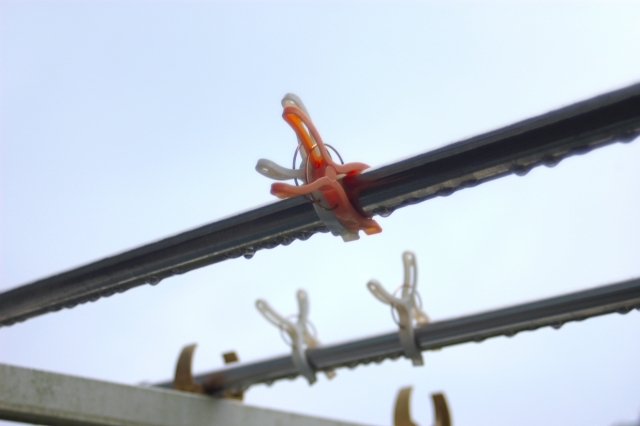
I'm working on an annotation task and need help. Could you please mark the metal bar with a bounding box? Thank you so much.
[2,83,640,327]
[153,277,640,395]
[0,363,364,426]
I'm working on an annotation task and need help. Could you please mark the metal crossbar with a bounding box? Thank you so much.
[0,363,363,426]
[155,277,640,395]
[2,83,640,327]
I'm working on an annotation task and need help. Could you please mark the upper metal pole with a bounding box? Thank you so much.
[2,83,640,327]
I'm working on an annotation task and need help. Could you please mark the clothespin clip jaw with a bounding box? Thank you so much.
[368,251,430,366]
[393,386,452,426]
[256,93,382,242]
[256,289,335,384]
[173,344,203,394]
[173,344,244,400]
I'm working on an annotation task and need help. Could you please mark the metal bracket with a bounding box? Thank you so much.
[394,386,451,426]
[173,344,243,400]
[367,251,430,366]
[173,344,203,393]
[256,289,335,384]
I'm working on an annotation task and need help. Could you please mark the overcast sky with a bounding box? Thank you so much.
[1,2,640,425]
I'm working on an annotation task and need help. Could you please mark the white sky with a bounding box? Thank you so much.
[1,1,640,425]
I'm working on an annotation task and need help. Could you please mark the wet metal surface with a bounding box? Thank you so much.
[1,83,640,327]
[153,277,640,395]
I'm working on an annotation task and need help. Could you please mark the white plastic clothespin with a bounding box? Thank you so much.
[255,94,310,182]
[367,251,430,366]
[255,95,309,183]
[255,289,334,384]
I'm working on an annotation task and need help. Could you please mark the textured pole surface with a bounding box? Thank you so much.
[152,277,640,395]
[2,82,640,327]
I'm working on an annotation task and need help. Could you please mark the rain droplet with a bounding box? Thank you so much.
[437,188,454,197]
[280,238,294,246]
[570,145,590,155]
[542,156,559,168]
[619,132,639,143]
[297,232,312,241]
[378,207,394,218]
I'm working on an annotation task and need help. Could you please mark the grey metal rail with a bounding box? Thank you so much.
[2,83,640,327]
[154,277,640,395]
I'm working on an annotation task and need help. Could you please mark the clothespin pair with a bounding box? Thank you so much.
[256,289,335,384]
[394,386,451,426]
[256,94,382,241]
[172,252,429,397]
[368,251,430,366]
[257,251,431,380]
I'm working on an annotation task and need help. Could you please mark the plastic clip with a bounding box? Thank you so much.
[173,343,203,394]
[256,93,382,242]
[173,344,243,400]
[367,251,430,366]
[393,386,452,426]
[255,289,335,384]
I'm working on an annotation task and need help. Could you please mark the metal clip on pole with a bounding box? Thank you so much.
[367,251,430,366]
[255,93,382,242]
[173,343,203,394]
[173,344,243,400]
[255,289,334,384]
[394,386,452,426]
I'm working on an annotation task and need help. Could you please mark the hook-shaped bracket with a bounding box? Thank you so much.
[393,386,451,426]
[255,289,334,384]
[367,251,430,366]
[174,344,203,393]
[256,93,382,242]
[173,344,243,400]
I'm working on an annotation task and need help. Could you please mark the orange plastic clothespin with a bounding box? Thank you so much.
[256,94,382,242]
